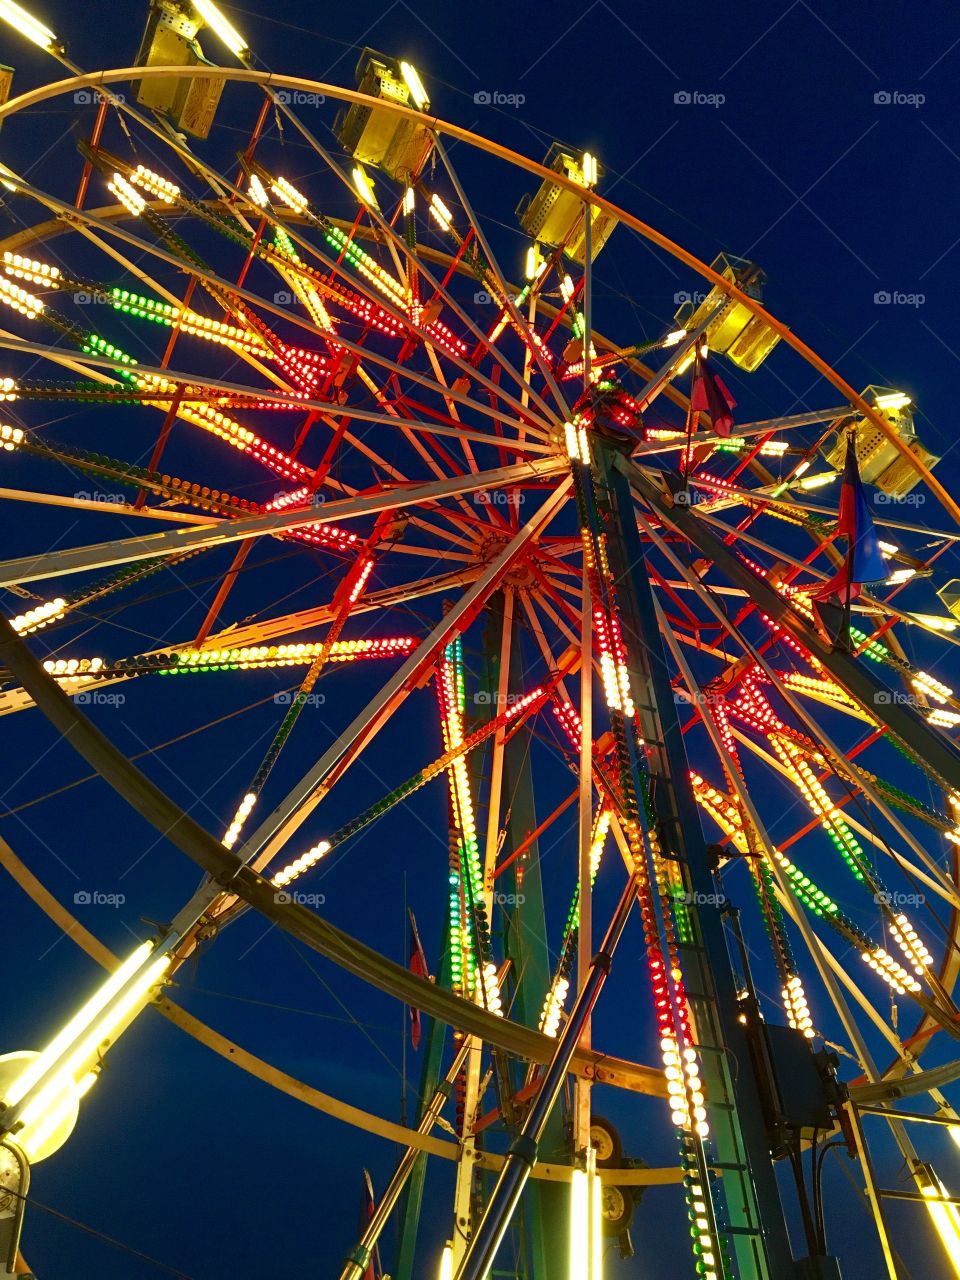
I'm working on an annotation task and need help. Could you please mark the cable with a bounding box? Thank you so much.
[180,983,397,1033]
[0,686,300,818]
[787,1131,821,1257]
[814,1135,846,1255]
[4,1184,194,1278]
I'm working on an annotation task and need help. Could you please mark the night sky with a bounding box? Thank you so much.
[3,2,960,1278]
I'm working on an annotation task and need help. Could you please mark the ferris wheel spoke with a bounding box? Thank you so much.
[635,496,960,977]
[245,94,566,430]
[232,482,571,871]
[0,485,219,525]
[0,572,491,717]
[230,179,563,436]
[663,605,953,1068]
[3,175,558,448]
[0,335,551,460]
[0,459,567,588]
[525,585,580,652]
[732,729,960,913]
[516,591,573,706]
[430,136,572,421]
[527,565,583,631]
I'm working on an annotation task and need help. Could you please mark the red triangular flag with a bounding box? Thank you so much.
[812,436,886,602]
[691,353,736,436]
[360,1169,378,1280]
[408,909,429,1051]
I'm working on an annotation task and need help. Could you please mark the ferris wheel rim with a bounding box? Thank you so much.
[1,52,960,1259]
[0,61,954,526]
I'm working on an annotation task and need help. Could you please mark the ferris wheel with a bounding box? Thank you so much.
[1,4,960,1279]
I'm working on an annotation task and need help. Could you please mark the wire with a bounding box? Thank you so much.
[787,1131,821,1257]
[823,1142,916,1280]
[0,686,299,818]
[814,1136,846,1254]
[180,983,397,1033]
[4,1183,194,1278]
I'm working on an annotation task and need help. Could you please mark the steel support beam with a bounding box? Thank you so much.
[0,458,568,588]
[601,445,792,1279]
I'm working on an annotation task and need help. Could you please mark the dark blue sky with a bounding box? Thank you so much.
[3,2,960,1278]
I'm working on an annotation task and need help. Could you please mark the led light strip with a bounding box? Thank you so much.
[221,537,383,849]
[539,808,612,1038]
[267,685,548,893]
[737,684,935,987]
[3,250,61,286]
[324,225,467,358]
[0,274,44,317]
[38,639,414,684]
[110,289,271,356]
[128,164,180,204]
